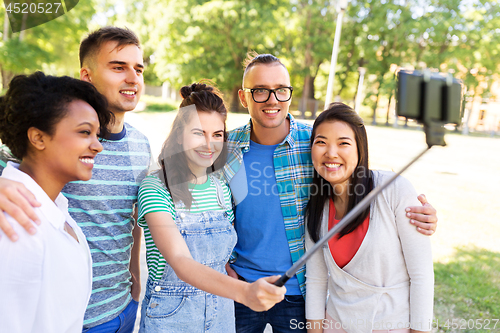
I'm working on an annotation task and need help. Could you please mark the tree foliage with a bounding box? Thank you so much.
[2,0,499,114]
[153,0,290,110]
[0,0,97,89]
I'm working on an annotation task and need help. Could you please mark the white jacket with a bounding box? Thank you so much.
[305,170,434,333]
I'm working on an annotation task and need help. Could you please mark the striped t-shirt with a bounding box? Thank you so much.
[137,174,234,281]
[62,123,151,328]
[0,147,14,169]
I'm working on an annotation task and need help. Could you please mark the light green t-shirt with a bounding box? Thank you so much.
[138,174,234,281]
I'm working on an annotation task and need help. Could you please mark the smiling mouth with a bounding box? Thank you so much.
[196,151,214,158]
[120,90,136,97]
[263,109,279,114]
[324,163,341,168]
[79,158,95,165]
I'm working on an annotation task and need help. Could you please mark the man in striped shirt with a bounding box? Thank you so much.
[0,27,150,332]
[223,53,438,333]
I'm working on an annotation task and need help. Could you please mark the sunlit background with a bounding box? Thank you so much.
[1,1,499,331]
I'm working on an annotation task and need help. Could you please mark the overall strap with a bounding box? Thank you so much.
[209,174,227,210]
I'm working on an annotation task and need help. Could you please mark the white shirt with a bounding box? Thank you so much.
[0,162,92,333]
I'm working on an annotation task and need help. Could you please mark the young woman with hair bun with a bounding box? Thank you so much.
[137,82,285,333]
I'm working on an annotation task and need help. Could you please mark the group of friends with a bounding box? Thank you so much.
[0,27,437,333]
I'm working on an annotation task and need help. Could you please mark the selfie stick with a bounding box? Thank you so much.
[273,146,431,287]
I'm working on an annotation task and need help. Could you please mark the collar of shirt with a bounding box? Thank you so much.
[2,162,67,230]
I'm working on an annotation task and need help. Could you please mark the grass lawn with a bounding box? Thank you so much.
[433,247,500,332]
[138,95,178,112]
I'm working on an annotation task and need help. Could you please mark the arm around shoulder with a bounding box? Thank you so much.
[0,177,41,241]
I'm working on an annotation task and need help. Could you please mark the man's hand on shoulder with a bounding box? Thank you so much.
[406,194,437,236]
[0,178,41,241]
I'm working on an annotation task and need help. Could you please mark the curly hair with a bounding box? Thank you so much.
[157,81,228,209]
[0,71,113,159]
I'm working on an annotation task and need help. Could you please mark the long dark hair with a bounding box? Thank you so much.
[306,102,373,242]
[157,82,228,209]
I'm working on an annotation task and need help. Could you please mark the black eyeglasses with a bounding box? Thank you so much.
[242,87,293,103]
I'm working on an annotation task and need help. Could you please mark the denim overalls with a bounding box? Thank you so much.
[139,175,237,333]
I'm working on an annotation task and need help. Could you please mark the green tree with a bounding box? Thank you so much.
[94,0,165,86]
[348,0,500,118]
[449,0,500,99]
[83,0,500,117]
[346,0,420,115]
[139,0,289,111]
[284,0,336,114]
[0,1,97,89]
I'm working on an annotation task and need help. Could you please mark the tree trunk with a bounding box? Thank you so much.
[372,79,383,125]
[353,71,360,105]
[3,12,9,41]
[308,75,315,99]
[300,74,311,119]
[19,5,30,40]
[1,68,14,89]
[299,8,313,118]
[385,71,398,125]
[230,85,242,113]
[385,92,393,125]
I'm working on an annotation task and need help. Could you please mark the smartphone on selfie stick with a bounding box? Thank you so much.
[274,69,464,287]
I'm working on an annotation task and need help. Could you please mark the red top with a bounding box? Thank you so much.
[328,197,370,268]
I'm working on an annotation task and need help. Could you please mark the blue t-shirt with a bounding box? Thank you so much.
[231,140,301,295]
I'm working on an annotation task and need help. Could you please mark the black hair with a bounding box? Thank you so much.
[0,71,113,159]
[157,81,228,209]
[306,102,373,242]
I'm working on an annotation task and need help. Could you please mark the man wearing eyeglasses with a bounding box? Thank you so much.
[222,53,438,333]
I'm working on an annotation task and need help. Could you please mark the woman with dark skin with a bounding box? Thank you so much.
[0,72,112,332]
